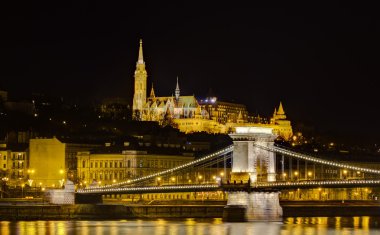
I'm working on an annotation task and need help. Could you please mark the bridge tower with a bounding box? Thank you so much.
[224,126,282,221]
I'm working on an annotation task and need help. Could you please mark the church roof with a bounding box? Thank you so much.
[277,102,285,115]
[145,95,198,108]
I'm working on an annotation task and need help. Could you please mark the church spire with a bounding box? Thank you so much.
[138,39,144,64]
[275,101,287,120]
[132,39,148,120]
[150,83,155,98]
[277,102,285,115]
[175,76,180,100]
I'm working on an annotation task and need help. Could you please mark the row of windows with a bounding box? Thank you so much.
[85,172,125,180]
[83,161,126,168]
[82,159,186,169]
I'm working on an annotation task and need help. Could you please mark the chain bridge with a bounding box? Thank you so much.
[70,127,380,221]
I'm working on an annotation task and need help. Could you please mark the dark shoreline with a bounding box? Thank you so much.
[1,200,380,220]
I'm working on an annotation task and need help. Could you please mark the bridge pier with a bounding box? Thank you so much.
[223,191,282,222]
[225,126,282,221]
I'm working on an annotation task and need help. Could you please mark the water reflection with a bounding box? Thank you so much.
[0,217,379,235]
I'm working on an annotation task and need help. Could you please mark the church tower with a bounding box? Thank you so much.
[132,39,148,119]
[175,76,180,101]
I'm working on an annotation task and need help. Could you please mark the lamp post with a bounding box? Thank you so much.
[294,171,299,181]
[307,171,312,180]
[198,175,203,184]
[282,173,287,181]
[343,170,348,179]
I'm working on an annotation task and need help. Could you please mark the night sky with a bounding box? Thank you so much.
[1,5,379,145]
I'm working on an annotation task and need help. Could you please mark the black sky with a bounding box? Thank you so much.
[1,5,379,145]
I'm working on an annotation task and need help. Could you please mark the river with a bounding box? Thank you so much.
[1,217,380,235]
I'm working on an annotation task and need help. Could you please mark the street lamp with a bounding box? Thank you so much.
[307,171,312,180]
[283,173,287,181]
[343,170,348,179]
[294,171,299,181]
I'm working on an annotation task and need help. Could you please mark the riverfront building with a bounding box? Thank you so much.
[28,137,100,187]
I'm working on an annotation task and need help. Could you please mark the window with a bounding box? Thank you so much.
[119,162,122,168]
[105,162,108,168]
[3,155,6,160]
[128,160,131,168]
[110,162,113,168]
[82,161,86,168]
[3,164,5,169]
[95,162,98,168]
[100,162,103,168]
[91,162,93,168]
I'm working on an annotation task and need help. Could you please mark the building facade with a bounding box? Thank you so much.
[77,150,194,186]
[29,137,99,187]
[199,97,248,124]
[0,144,29,186]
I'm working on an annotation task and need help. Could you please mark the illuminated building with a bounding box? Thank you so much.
[29,137,100,187]
[226,102,293,140]
[132,40,209,124]
[131,40,293,138]
[77,150,194,186]
[269,102,293,140]
[199,97,248,124]
[132,39,148,120]
[0,144,28,185]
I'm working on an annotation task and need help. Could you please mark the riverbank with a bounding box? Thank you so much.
[1,200,380,220]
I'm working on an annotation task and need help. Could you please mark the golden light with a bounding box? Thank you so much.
[220,172,224,176]
[98,181,101,185]
[84,181,87,184]
[283,173,287,177]
[212,175,216,180]
[318,187,322,191]
[157,177,161,181]
[357,171,361,175]
[307,171,312,177]
[294,171,299,176]
[343,170,348,175]
[42,187,45,191]
[171,177,175,182]
[59,169,64,174]
[188,179,192,183]
[113,179,116,183]
[198,175,202,179]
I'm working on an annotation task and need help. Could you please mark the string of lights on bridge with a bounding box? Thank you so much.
[78,144,380,194]
[254,144,380,175]
[77,145,234,193]
[257,179,380,188]
[78,184,220,194]
[77,179,380,194]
